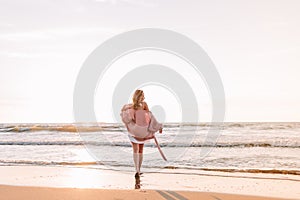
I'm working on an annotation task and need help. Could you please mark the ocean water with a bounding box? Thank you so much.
[0,122,299,175]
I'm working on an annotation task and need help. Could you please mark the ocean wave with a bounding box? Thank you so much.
[197,168,300,176]
[0,127,16,132]
[162,166,300,176]
[0,141,299,148]
[225,122,300,130]
[1,159,299,176]
[0,160,98,166]
[0,141,85,146]
[162,143,300,148]
[0,124,108,133]
[1,122,300,133]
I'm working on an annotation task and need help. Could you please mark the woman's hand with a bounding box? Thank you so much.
[159,128,163,133]
[143,102,150,111]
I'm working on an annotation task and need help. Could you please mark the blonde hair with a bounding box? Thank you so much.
[132,90,144,110]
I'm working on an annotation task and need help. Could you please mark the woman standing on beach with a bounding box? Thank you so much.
[123,89,162,189]
[130,90,148,180]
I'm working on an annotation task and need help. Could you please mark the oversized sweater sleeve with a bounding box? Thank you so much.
[120,104,134,124]
[148,112,163,133]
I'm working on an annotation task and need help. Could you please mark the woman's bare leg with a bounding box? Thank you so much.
[138,144,144,173]
[138,144,144,153]
[131,142,140,173]
[131,142,141,189]
[131,142,139,153]
[131,142,145,173]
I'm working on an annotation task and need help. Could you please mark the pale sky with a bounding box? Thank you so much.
[0,0,300,123]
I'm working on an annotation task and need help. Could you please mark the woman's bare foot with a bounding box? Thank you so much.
[134,172,141,189]
[135,172,140,178]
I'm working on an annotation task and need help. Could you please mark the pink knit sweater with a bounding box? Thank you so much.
[120,104,163,138]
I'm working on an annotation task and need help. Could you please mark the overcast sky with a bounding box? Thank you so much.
[0,0,300,123]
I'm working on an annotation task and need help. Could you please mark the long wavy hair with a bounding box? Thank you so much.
[132,90,144,110]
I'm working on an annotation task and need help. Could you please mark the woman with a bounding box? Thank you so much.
[121,89,162,189]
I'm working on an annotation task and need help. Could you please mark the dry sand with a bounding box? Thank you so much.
[0,166,299,200]
[0,185,287,200]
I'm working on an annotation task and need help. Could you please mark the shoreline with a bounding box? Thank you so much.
[0,165,299,199]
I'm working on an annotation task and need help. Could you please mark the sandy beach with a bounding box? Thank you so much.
[0,166,299,200]
[0,185,288,200]
[1,0,300,199]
